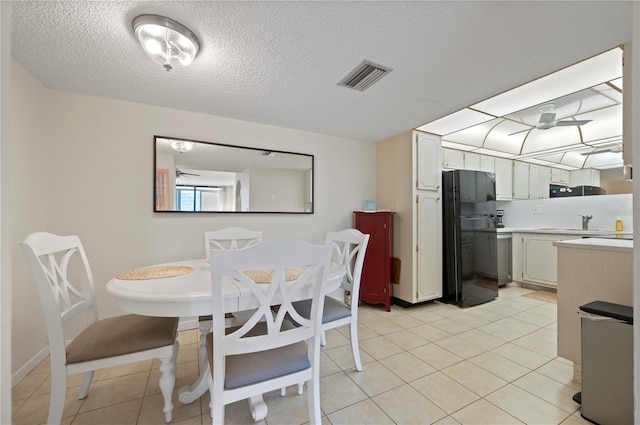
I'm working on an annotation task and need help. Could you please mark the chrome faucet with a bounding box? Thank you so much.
[578,214,593,230]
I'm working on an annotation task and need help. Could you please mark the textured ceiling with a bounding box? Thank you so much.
[10,1,633,143]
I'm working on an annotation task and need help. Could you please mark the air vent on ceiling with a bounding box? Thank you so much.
[338,60,393,92]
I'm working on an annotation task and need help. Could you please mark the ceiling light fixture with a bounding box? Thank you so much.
[132,15,200,71]
[171,140,194,153]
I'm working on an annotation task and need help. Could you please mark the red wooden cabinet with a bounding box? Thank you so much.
[354,211,393,312]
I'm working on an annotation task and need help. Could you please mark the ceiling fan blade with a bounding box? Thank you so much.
[581,149,611,156]
[581,144,622,155]
[508,128,532,136]
[555,119,593,127]
[176,169,201,177]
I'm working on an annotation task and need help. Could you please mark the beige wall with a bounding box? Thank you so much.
[1,4,11,421]
[600,167,633,195]
[11,61,49,381]
[11,60,376,377]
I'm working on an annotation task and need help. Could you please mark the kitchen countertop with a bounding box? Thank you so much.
[553,237,632,253]
[501,227,633,236]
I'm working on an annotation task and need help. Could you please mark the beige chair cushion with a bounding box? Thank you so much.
[207,320,310,390]
[293,296,351,323]
[66,314,178,364]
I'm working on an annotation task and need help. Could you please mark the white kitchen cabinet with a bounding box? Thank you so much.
[539,166,550,199]
[495,158,513,200]
[512,162,530,199]
[512,232,581,288]
[463,152,480,171]
[570,168,600,187]
[376,130,442,305]
[550,167,571,185]
[480,155,495,173]
[527,164,550,199]
[416,191,442,300]
[528,164,540,199]
[416,134,442,191]
[442,148,464,169]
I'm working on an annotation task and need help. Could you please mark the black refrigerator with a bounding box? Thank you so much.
[442,170,499,307]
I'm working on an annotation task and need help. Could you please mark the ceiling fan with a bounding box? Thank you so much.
[509,103,592,136]
[175,169,200,178]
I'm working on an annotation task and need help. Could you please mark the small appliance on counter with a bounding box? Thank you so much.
[550,185,606,197]
[496,209,504,228]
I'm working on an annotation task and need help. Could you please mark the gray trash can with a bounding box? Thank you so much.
[577,301,633,425]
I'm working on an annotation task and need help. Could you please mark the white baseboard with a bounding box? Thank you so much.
[13,345,49,387]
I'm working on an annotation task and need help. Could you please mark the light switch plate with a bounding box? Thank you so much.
[533,205,543,214]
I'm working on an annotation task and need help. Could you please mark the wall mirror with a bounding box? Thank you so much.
[154,136,314,213]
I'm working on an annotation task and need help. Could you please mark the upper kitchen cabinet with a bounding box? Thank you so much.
[377,131,443,306]
[539,166,551,198]
[417,134,442,191]
[550,168,571,185]
[463,152,480,171]
[528,164,541,199]
[514,162,551,199]
[513,162,530,199]
[529,165,551,199]
[495,158,513,200]
[480,155,495,173]
[570,168,601,187]
[442,148,464,169]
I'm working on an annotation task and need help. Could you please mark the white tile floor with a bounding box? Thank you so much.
[12,286,592,424]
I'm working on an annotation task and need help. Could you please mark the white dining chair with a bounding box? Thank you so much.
[20,232,180,424]
[295,229,370,370]
[198,228,263,370]
[206,240,332,424]
[280,229,369,397]
[203,227,263,260]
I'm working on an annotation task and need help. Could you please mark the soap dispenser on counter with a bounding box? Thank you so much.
[616,217,624,231]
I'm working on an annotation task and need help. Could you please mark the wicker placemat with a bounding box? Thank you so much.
[241,268,302,284]
[116,265,194,280]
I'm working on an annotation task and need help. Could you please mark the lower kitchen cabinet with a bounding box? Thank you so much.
[495,158,513,200]
[416,191,442,300]
[512,232,578,288]
[354,211,393,311]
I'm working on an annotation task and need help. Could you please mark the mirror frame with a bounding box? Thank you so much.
[154,136,314,214]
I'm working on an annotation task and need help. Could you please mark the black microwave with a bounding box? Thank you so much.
[550,185,606,197]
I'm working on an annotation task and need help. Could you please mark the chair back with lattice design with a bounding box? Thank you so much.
[20,232,98,367]
[209,239,331,356]
[324,229,370,304]
[203,227,262,259]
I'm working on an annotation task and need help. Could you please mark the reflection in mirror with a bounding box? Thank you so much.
[154,136,314,213]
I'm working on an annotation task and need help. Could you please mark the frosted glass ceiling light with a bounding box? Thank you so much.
[171,141,193,153]
[133,15,200,71]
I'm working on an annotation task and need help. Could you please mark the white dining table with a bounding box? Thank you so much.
[106,258,345,420]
